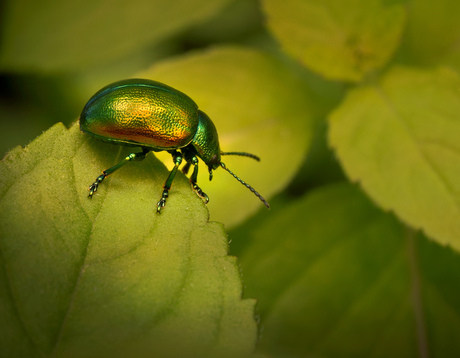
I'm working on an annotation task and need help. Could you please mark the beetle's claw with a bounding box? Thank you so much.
[156,190,169,213]
[156,201,163,213]
[88,173,106,198]
[88,184,97,198]
[88,181,100,197]
[156,199,166,214]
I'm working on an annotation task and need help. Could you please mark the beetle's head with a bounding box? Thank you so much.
[191,110,269,209]
[192,110,221,175]
[208,153,221,177]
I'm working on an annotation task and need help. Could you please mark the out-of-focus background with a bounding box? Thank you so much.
[2,0,460,357]
[0,0,268,156]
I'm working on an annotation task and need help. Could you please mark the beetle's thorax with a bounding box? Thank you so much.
[191,110,221,169]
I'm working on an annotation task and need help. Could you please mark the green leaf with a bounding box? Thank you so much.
[329,66,460,251]
[0,0,232,71]
[262,0,406,82]
[139,46,317,227]
[404,0,460,65]
[238,183,460,357]
[0,122,256,357]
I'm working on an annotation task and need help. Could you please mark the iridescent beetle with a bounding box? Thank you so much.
[79,79,269,212]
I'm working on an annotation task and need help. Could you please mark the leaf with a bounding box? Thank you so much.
[329,66,460,251]
[186,0,263,44]
[238,183,460,357]
[262,0,406,82]
[404,0,460,64]
[0,0,232,71]
[0,122,257,357]
[139,46,317,227]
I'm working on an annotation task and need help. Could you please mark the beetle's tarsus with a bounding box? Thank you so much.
[156,201,164,213]
[88,173,106,198]
[88,185,96,197]
[187,154,210,203]
[191,183,209,204]
[156,189,169,213]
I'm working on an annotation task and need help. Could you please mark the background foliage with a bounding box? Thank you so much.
[1,0,460,357]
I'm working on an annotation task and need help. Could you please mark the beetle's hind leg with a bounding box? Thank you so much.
[88,147,150,197]
[188,156,209,204]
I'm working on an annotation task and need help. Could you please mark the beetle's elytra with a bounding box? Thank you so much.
[80,78,269,213]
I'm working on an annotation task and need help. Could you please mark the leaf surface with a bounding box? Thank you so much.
[238,183,460,357]
[262,0,405,81]
[404,0,460,64]
[0,122,256,357]
[0,0,231,71]
[329,66,460,251]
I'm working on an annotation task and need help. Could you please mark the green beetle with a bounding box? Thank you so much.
[80,78,269,213]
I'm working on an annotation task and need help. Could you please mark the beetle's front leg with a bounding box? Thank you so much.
[157,151,182,213]
[189,156,209,204]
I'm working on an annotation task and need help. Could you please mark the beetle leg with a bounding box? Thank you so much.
[157,151,182,213]
[88,148,150,197]
[189,156,209,204]
[181,161,191,175]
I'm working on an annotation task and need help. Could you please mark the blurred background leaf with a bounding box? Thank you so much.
[0,0,232,71]
[262,0,406,81]
[2,0,460,357]
[235,183,460,357]
[329,66,460,251]
[403,0,460,65]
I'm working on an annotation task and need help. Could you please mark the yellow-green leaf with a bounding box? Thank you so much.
[329,66,460,251]
[0,122,256,357]
[0,0,232,71]
[405,0,460,64]
[262,0,406,82]
[238,183,460,357]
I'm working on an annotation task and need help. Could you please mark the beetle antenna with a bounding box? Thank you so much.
[221,152,260,161]
[220,162,270,209]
